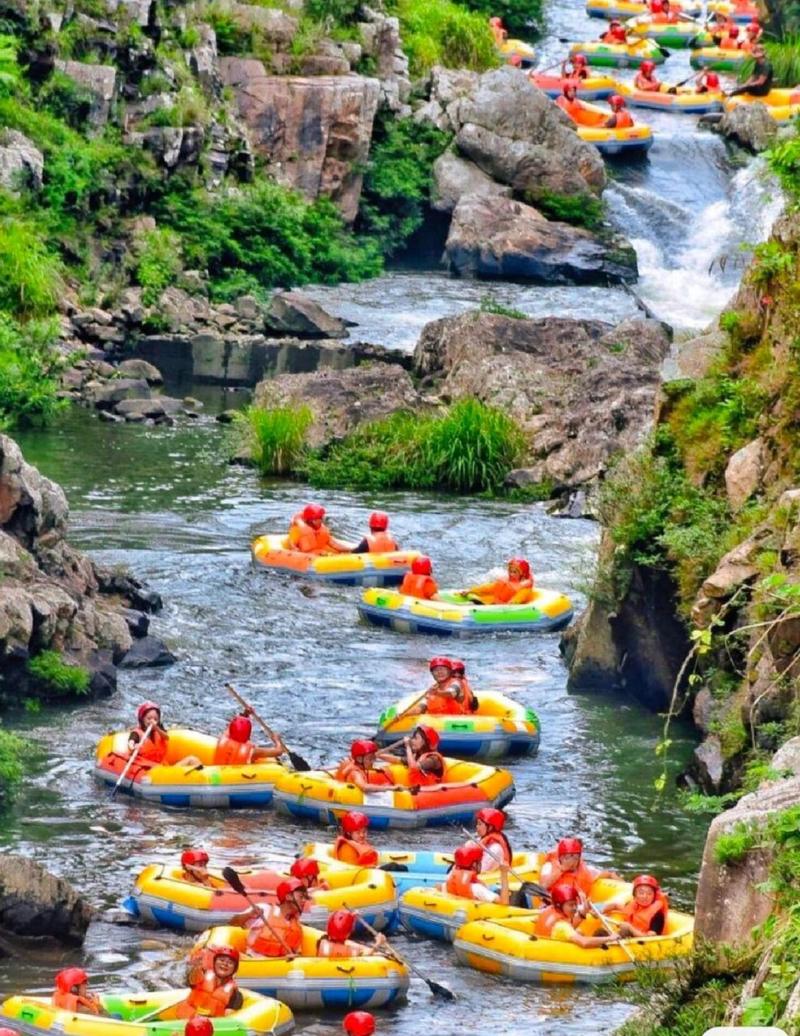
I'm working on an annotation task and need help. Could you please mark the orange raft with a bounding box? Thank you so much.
[251,534,421,587]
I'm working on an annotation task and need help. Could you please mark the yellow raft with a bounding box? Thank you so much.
[191,925,409,1010]
[614,80,724,113]
[274,757,515,829]
[250,534,420,587]
[399,882,542,942]
[0,989,293,1036]
[497,37,537,68]
[95,728,287,808]
[454,909,695,983]
[626,18,710,47]
[125,860,398,932]
[568,38,666,67]
[585,0,702,17]
[724,87,800,121]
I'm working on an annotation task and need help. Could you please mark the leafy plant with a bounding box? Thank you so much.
[237,405,313,475]
[305,0,361,23]
[0,33,21,98]
[0,218,62,316]
[38,71,96,130]
[390,0,500,76]
[0,315,65,428]
[533,190,605,231]
[457,0,542,37]
[26,650,91,697]
[135,227,183,305]
[0,728,26,804]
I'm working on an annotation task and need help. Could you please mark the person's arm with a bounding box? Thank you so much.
[351,538,370,554]
[498,863,510,906]
[329,535,354,553]
[570,929,620,949]
[230,905,260,927]
[227,988,244,1012]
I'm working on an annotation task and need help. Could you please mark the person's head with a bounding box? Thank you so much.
[450,658,466,677]
[489,15,503,27]
[640,60,656,76]
[704,71,720,88]
[746,20,760,34]
[632,874,660,906]
[753,41,765,56]
[184,1019,214,1036]
[341,811,370,843]
[574,52,587,67]
[137,701,161,729]
[429,656,452,684]
[650,0,664,10]
[418,752,445,778]
[411,556,432,576]
[412,725,440,754]
[508,557,531,581]
[350,739,379,769]
[181,849,210,880]
[327,909,357,943]
[454,843,484,872]
[557,837,584,872]
[609,18,621,26]
[275,878,309,919]
[550,881,580,919]
[729,24,740,36]
[302,503,326,529]
[476,807,506,838]
[227,714,252,744]
[210,946,239,979]
[290,857,321,889]
[55,967,89,999]
[609,94,626,111]
[343,1012,376,1036]
[562,80,577,100]
[368,511,389,532]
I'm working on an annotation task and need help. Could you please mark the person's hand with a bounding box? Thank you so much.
[409,784,421,795]
[373,933,387,948]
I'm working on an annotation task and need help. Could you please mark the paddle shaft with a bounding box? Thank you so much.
[377,689,429,734]
[222,867,297,957]
[112,723,155,798]
[136,994,189,1024]
[224,683,310,771]
[355,914,455,999]
[585,899,637,962]
[459,826,530,886]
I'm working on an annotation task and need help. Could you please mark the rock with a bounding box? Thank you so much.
[0,130,44,192]
[216,409,240,424]
[771,737,800,777]
[234,294,262,322]
[118,635,177,668]
[298,39,351,76]
[431,150,511,213]
[358,6,410,112]
[717,102,778,153]
[226,2,298,45]
[117,358,163,384]
[98,410,123,423]
[54,60,116,128]
[444,193,637,287]
[220,59,380,221]
[190,24,221,94]
[135,126,205,169]
[675,327,725,379]
[725,438,765,512]
[116,0,154,27]
[253,364,426,448]
[121,608,149,638]
[0,855,92,944]
[114,396,185,419]
[691,735,726,794]
[85,378,151,409]
[696,535,763,611]
[265,290,348,339]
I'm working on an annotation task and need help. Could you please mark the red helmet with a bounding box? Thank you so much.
[573,53,587,65]
[633,874,661,891]
[640,60,655,73]
[343,1013,376,1036]
[302,504,326,522]
[290,857,320,880]
[276,878,305,904]
[746,19,759,30]
[55,968,88,994]
[341,811,370,835]
[137,700,160,726]
[650,0,664,10]
[562,80,577,96]
[351,739,378,759]
[705,71,720,87]
[450,658,466,675]
[550,881,579,907]
[729,24,739,34]
[454,844,483,869]
[508,557,531,580]
[557,837,583,857]
[211,945,239,967]
[416,725,440,751]
[368,511,389,531]
[181,849,209,868]
[411,555,432,575]
[228,715,252,743]
[476,807,506,831]
[184,1020,214,1036]
[429,656,452,672]
[609,94,626,109]
[327,909,356,941]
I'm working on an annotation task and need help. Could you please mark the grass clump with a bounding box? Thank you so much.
[479,295,527,319]
[0,728,26,805]
[0,315,65,429]
[26,650,91,697]
[391,0,500,76]
[238,405,313,475]
[532,190,605,231]
[134,227,183,306]
[0,217,62,317]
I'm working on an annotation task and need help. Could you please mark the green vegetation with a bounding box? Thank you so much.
[458,0,542,37]
[238,405,313,476]
[0,316,66,430]
[479,295,527,319]
[0,728,26,804]
[390,0,500,76]
[134,228,183,306]
[0,217,63,317]
[26,651,91,697]
[532,190,605,231]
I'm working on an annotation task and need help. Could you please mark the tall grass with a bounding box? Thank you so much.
[392,0,500,76]
[0,315,65,429]
[238,405,314,475]
[740,35,800,86]
[0,219,62,316]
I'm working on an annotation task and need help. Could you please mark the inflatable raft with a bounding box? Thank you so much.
[357,587,573,636]
[250,534,420,587]
[374,690,541,759]
[191,925,409,1010]
[274,758,515,829]
[725,87,800,121]
[568,38,666,67]
[586,0,701,18]
[454,909,695,983]
[626,19,709,47]
[708,0,760,23]
[614,81,723,113]
[400,885,535,942]
[689,44,750,70]
[124,861,398,932]
[95,729,287,808]
[557,99,654,155]
[0,989,293,1036]
[530,73,617,100]
[498,37,537,67]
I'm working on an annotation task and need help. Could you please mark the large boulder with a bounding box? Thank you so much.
[265,290,349,339]
[717,102,778,153]
[444,193,637,287]
[220,59,380,221]
[431,151,511,213]
[54,60,116,128]
[0,130,44,193]
[725,437,765,512]
[0,855,92,944]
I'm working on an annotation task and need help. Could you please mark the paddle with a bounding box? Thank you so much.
[355,913,456,1000]
[375,690,429,737]
[111,723,154,799]
[135,995,189,1024]
[583,898,637,963]
[225,683,310,772]
[222,866,297,957]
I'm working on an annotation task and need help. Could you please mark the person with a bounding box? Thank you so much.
[316,909,386,957]
[444,844,510,904]
[335,739,401,791]
[695,69,721,93]
[649,0,681,24]
[287,504,350,555]
[600,19,628,43]
[333,811,380,866]
[52,969,104,1015]
[382,725,447,787]
[539,837,620,895]
[184,1020,214,1036]
[352,512,398,554]
[181,849,215,887]
[634,60,664,92]
[398,555,438,600]
[534,881,621,948]
[213,713,285,765]
[289,856,330,894]
[461,558,535,606]
[343,1013,376,1036]
[489,15,507,44]
[605,93,635,128]
[719,23,746,49]
[175,946,243,1018]
[238,879,307,957]
[450,659,476,705]
[602,873,670,936]
[556,80,591,121]
[708,11,737,44]
[407,657,471,716]
[729,42,773,95]
[745,18,763,44]
[560,53,589,79]
[474,807,512,870]
[128,701,170,764]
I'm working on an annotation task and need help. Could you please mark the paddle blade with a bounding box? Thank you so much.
[222,866,247,896]
[287,749,311,772]
[379,863,409,873]
[427,978,456,1001]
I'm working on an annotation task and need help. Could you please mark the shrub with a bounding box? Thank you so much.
[0,728,26,804]
[135,227,183,305]
[0,218,62,316]
[38,71,96,130]
[26,650,91,696]
[768,125,800,201]
[458,0,542,37]
[305,0,361,24]
[0,315,65,428]
[0,33,20,98]
[237,405,313,475]
[533,190,605,231]
[391,0,500,76]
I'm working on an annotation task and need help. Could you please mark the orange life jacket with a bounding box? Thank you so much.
[52,992,102,1014]
[426,680,468,715]
[288,515,333,554]
[333,835,379,867]
[131,727,168,764]
[622,892,669,934]
[534,905,569,937]
[213,736,253,766]
[335,758,393,786]
[316,938,360,958]
[543,851,596,896]
[602,27,627,41]
[399,572,438,599]
[248,908,303,956]
[407,765,439,787]
[556,95,586,121]
[634,73,661,91]
[481,831,512,866]
[366,532,398,553]
[445,867,481,900]
[610,109,634,128]
[176,970,237,1018]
